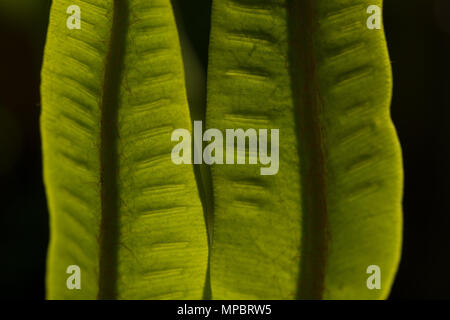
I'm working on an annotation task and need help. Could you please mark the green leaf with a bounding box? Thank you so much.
[41,0,208,299]
[206,0,402,299]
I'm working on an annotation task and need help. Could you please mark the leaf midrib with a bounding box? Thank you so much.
[98,0,129,300]
[288,0,329,299]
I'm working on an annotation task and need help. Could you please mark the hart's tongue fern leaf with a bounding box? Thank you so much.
[41,0,402,299]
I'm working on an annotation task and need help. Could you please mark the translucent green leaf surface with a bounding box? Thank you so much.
[206,0,403,299]
[41,0,403,300]
[41,0,208,299]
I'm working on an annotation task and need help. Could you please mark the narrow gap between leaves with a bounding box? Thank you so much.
[171,0,213,300]
[98,0,129,300]
[287,0,329,299]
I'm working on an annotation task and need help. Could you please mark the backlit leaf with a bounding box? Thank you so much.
[41,0,208,299]
[206,0,402,299]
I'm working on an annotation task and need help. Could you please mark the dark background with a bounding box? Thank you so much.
[0,0,448,299]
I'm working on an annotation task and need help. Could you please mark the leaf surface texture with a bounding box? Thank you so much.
[41,0,208,299]
[206,0,402,299]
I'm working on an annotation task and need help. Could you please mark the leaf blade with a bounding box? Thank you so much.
[41,0,208,299]
[206,0,402,299]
